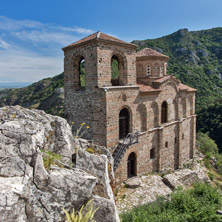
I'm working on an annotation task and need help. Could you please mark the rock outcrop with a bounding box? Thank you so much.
[116,155,210,214]
[0,106,119,222]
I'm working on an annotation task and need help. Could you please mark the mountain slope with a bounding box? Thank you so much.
[0,73,65,117]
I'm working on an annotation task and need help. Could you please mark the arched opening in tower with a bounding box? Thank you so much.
[111,55,120,86]
[79,57,85,88]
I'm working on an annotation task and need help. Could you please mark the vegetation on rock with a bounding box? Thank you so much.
[121,183,222,222]
[63,199,99,222]
[197,100,222,152]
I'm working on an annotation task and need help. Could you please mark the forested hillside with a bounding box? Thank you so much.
[0,73,65,117]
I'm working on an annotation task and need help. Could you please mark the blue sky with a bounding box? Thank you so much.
[0,0,222,84]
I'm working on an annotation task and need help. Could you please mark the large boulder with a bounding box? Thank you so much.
[0,106,119,222]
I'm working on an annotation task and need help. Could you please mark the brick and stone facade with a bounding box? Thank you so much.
[63,31,197,184]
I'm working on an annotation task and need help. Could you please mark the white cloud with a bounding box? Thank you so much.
[0,38,10,49]
[56,26,94,35]
[0,16,96,83]
[12,30,78,46]
[0,16,94,35]
[0,47,63,83]
[0,16,44,31]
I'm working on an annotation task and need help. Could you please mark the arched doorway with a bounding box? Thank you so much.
[119,108,130,139]
[127,152,137,178]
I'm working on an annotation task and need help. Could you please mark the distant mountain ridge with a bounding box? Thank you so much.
[0,73,65,117]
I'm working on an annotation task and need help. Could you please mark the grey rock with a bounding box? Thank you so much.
[125,177,141,189]
[0,106,119,222]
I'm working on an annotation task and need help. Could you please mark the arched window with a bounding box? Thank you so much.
[110,52,127,86]
[119,108,130,139]
[79,57,85,88]
[111,55,119,86]
[127,152,137,178]
[147,65,151,76]
[161,101,168,123]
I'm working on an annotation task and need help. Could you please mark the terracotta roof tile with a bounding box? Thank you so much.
[179,83,197,92]
[136,48,169,59]
[63,31,136,49]
[137,84,161,93]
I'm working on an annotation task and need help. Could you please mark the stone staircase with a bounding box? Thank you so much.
[113,131,139,170]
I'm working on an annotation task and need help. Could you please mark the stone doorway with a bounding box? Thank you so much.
[127,152,137,178]
[119,108,129,139]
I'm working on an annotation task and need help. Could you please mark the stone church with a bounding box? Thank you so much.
[62,31,196,184]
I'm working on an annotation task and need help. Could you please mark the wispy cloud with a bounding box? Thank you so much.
[12,30,77,46]
[0,16,43,31]
[57,26,94,34]
[0,38,10,49]
[0,47,63,83]
[0,16,95,83]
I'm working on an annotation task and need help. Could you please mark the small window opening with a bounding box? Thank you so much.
[79,57,85,88]
[111,55,119,86]
[182,134,185,139]
[175,137,177,144]
[147,65,151,76]
[150,148,155,159]
[165,141,168,148]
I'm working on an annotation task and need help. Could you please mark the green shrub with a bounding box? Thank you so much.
[121,183,222,222]
[197,132,218,154]
[208,172,215,181]
[41,150,63,169]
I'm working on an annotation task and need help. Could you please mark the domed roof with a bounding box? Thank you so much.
[136,48,169,59]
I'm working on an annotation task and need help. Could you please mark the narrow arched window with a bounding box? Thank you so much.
[147,65,151,76]
[79,57,85,88]
[161,101,168,123]
[119,108,130,139]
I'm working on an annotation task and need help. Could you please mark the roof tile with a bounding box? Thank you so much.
[136,48,169,59]
[63,31,136,49]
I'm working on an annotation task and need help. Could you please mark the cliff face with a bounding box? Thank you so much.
[0,105,119,222]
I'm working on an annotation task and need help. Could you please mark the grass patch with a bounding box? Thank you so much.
[121,183,222,222]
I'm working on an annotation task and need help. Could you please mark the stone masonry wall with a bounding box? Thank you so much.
[63,36,196,185]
